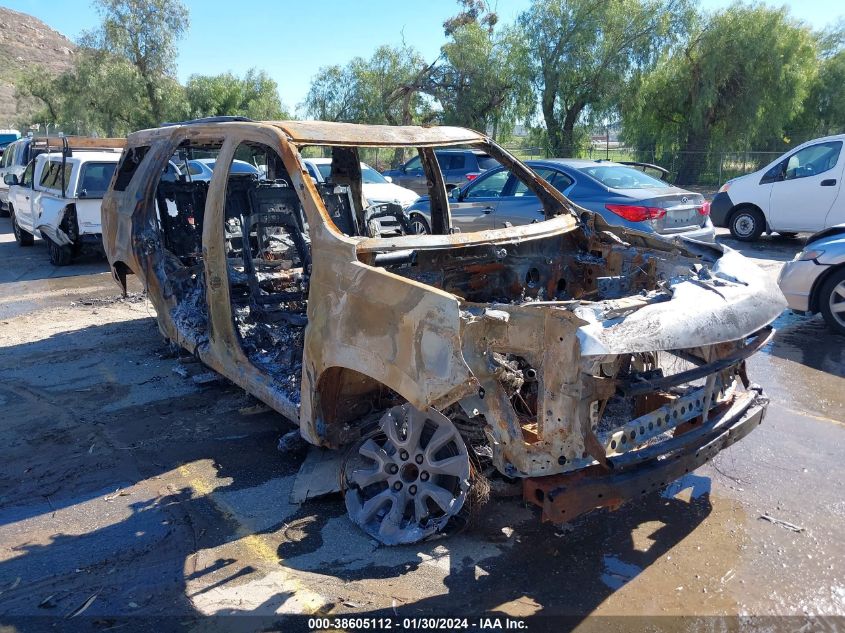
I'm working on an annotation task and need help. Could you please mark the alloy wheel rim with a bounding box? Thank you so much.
[344,404,470,544]
[410,218,428,235]
[830,281,845,327]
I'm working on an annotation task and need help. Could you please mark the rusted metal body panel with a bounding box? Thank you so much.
[102,119,785,540]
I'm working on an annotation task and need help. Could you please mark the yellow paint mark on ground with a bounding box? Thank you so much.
[177,462,326,614]
[772,403,845,429]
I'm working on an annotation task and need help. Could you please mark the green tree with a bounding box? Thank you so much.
[185,69,288,120]
[517,0,693,157]
[301,45,436,126]
[623,4,818,183]
[793,22,845,138]
[81,0,189,126]
[431,8,532,137]
[300,65,359,121]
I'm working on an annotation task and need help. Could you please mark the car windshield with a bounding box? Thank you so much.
[79,162,118,198]
[579,165,670,189]
[315,162,388,185]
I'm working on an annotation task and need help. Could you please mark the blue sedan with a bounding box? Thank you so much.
[405,158,715,241]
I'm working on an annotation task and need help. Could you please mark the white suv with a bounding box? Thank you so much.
[5,139,123,265]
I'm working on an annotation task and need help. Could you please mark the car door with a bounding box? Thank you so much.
[768,140,845,231]
[449,168,510,231]
[12,160,38,232]
[391,155,427,194]
[492,168,575,228]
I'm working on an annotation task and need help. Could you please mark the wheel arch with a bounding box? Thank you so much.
[727,202,767,226]
[727,203,771,236]
[311,365,409,447]
[809,263,845,313]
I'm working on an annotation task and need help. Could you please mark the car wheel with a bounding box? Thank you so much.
[9,206,34,246]
[47,237,73,266]
[729,207,765,241]
[819,268,845,336]
[409,213,431,235]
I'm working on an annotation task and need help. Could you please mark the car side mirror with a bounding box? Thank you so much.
[4,173,18,186]
[384,175,393,183]
[449,185,462,201]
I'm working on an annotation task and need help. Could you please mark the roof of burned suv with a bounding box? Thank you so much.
[129,119,486,148]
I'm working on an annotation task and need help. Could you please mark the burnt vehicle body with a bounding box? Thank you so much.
[102,119,785,544]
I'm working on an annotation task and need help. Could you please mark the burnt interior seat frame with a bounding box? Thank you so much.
[238,182,311,326]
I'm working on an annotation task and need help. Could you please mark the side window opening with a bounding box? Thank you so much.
[114,146,150,191]
[225,141,309,404]
[150,140,224,339]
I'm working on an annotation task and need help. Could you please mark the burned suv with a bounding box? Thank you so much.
[102,118,784,544]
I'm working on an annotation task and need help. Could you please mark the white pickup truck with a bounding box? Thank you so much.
[4,138,124,265]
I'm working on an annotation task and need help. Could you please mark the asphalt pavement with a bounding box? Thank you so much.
[0,220,842,632]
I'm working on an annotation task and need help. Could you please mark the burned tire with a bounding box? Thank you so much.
[819,268,845,336]
[47,237,73,266]
[729,206,765,241]
[9,206,34,246]
[343,404,470,545]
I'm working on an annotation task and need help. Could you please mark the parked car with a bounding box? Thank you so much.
[382,148,500,194]
[303,157,418,208]
[102,118,782,544]
[0,128,20,153]
[185,157,260,180]
[778,224,845,334]
[404,158,715,241]
[5,137,124,265]
[712,134,845,241]
[0,135,56,215]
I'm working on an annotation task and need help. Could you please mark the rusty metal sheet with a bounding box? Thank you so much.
[272,120,486,147]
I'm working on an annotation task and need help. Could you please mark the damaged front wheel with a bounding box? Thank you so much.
[343,404,470,545]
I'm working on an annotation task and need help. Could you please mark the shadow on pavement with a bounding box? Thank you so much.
[0,217,109,285]
[0,319,714,630]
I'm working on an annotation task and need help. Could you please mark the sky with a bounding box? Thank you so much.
[2,0,843,113]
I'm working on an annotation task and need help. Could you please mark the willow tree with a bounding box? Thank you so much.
[623,4,818,183]
[517,0,692,157]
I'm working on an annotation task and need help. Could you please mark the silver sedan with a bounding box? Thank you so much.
[778,225,845,334]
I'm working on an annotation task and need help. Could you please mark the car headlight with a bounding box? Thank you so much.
[796,249,824,261]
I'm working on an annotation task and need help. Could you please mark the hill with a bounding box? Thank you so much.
[0,7,76,128]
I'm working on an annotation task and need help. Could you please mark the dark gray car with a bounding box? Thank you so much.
[382,149,499,195]
[405,158,715,241]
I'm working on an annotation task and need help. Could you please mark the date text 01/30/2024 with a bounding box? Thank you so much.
[308,617,528,630]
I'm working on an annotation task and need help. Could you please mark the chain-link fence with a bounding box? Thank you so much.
[501,144,785,191]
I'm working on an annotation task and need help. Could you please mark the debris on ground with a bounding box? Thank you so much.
[759,514,805,532]
[238,402,271,416]
[277,429,308,454]
[66,593,98,618]
[191,371,223,386]
[290,446,343,503]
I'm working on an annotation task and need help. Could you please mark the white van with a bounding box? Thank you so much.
[711,134,845,241]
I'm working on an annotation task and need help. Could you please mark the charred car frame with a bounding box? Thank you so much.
[102,118,785,544]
